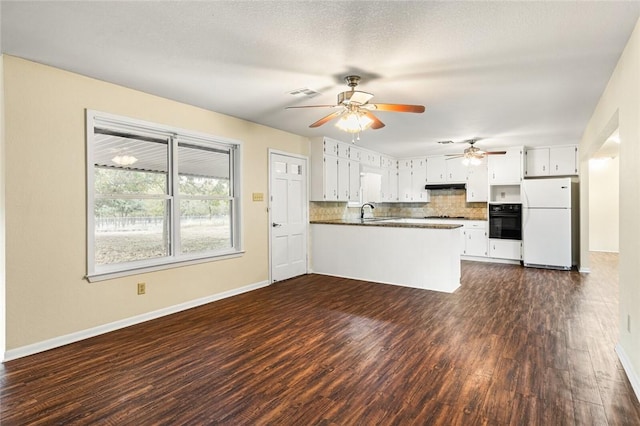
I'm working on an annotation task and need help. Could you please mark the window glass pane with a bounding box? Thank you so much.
[178,142,230,196]
[180,200,232,254]
[94,168,167,195]
[94,131,169,173]
[94,199,169,265]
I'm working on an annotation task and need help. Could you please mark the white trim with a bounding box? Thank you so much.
[3,280,269,362]
[86,251,245,282]
[616,343,640,403]
[578,267,591,273]
[85,109,244,278]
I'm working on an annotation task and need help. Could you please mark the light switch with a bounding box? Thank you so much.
[252,192,264,202]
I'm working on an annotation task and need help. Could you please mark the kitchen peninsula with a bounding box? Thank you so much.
[310,219,462,293]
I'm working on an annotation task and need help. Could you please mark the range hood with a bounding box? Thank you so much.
[424,183,466,190]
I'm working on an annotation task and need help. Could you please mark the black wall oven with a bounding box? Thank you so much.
[489,203,522,240]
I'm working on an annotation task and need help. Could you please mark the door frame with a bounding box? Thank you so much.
[268,149,309,283]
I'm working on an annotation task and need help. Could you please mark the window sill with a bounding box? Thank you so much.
[86,251,245,283]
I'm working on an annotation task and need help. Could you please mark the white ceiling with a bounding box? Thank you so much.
[2,1,639,158]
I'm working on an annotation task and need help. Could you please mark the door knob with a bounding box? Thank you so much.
[272,223,282,227]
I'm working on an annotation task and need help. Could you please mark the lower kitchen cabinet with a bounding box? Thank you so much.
[489,239,522,260]
[464,228,488,257]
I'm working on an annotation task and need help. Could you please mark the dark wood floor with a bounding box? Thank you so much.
[1,253,639,425]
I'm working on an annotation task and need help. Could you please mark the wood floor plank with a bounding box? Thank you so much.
[1,252,638,425]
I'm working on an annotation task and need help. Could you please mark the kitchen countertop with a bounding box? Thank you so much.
[310,218,463,229]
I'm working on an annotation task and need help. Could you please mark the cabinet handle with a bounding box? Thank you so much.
[543,165,546,171]
[556,164,558,171]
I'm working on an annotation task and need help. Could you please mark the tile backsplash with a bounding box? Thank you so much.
[310,189,488,221]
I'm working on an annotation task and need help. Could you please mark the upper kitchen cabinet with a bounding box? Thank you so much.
[398,158,430,202]
[380,155,398,202]
[426,156,467,183]
[488,147,523,184]
[524,145,578,177]
[361,150,381,167]
[466,157,488,202]
[310,137,359,202]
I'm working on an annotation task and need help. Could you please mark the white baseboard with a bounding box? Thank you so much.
[3,280,270,362]
[578,267,591,273]
[616,343,640,403]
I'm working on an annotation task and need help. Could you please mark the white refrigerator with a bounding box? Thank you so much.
[522,178,576,270]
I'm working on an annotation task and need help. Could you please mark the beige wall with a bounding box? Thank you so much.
[3,56,309,350]
[588,156,619,252]
[1,55,6,354]
[580,18,640,385]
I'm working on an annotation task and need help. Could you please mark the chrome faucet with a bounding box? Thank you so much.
[360,203,375,219]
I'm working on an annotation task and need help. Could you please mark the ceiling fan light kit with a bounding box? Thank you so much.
[445,139,507,166]
[335,111,374,133]
[286,75,425,141]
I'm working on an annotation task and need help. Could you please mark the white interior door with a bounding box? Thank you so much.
[270,152,308,282]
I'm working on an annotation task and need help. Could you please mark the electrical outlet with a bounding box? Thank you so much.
[137,282,146,295]
[628,314,631,333]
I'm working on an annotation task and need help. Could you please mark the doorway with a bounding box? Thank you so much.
[588,129,620,253]
[269,151,308,282]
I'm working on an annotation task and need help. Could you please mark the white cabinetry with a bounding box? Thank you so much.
[446,158,468,182]
[426,156,446,183]
[426,156,467,183]
[349,146,362,162]
[463,221,488,257]
[337,157,350,201]
[310,137,360,201]
[361,150,381,167]
[489,239,522,260]
[398,158,429,202]
[488,147,523,184]
[525,145,578,177]
[380,156,398,202]
[348,160,360,202]
[398,159,413,202]
[466,157,488,202]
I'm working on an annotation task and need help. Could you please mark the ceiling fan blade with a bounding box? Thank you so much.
[286,105,339,109]
[363,111,385,129]
[368,103,426,113]
[445,154,464,158]
[486,151,507,155]
[309,110,345,128]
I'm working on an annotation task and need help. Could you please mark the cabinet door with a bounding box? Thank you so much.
[337,157,350,201]
[525,148,550,177]
[489,148,522,184]
[550,146,578,176]
[488,239,522,260]
[465,229,488,257]
[412,158,427,199]
[324,139,339,157]
[349,146,362,161]
[323,156,338,200]
[398,167,413,202]
[348,160,361,202]
[336,142,350,159]
[426,156,446,183]
[445,157,468,182]
[363,151,381,167]
[388,167,398,201]
[466,157,488,202]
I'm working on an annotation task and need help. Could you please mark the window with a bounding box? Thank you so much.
[86,110,242,281]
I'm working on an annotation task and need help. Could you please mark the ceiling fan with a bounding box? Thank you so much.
[442,139,506,165]
[286,75,425,137]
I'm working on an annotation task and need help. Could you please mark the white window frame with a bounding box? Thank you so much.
[86,110,243,282]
